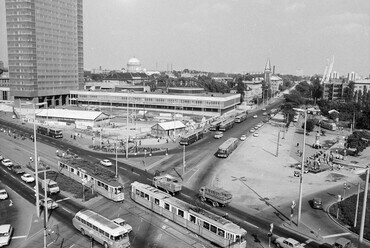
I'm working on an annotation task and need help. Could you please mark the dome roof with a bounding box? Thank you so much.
[127,57,141,66]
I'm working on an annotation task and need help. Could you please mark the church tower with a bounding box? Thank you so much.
[264,58,272,85]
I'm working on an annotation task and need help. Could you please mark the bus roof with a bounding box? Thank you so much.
[76,210,127,236]
[218,138,238,150]
[181,129,203,139]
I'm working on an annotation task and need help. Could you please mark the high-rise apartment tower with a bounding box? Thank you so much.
[5,0,83,106]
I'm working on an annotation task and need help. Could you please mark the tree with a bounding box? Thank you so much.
[310,77,323,104]
[235,77,246,103]
[302,119,315,133]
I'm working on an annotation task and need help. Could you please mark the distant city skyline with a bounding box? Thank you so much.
[1,0,369,76]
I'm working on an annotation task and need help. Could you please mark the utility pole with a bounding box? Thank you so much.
[359,166,369,245]
[43,163,48,248]
[183,145,186,176]
[276,130,281,157]
[354,183,360,227]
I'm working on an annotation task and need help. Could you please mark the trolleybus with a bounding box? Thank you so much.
[37,126,63,138]
[179,129,204,145]
[58,158,124,202]
[72,210,130,248]
[235,112,247,123]
[209,120,222,131]
[219,119,235,132]
[217,138,238,158]
[131,182,247,248]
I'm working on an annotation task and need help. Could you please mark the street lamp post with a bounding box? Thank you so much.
[115,139,118,178]
[359,166,369,245]
[293,108,307,227]
[22,101,47,218]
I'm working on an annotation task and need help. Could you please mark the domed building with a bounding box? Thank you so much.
[127,57,142,73]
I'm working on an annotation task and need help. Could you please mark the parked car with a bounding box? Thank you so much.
[113,218,133,233]
[0,224,13,247]
[312,197,323,209]
[11,165,25,175]
[262,112,268,116]
[0,189,8,200]
[253,132,259,137]
[240,135,246,141]
[100,159,113,167]
[21,174,35,183]
[253,115,258,118]
[274,237,304,248]
[262,108,266,111]
[39,198,59,210]
[249,128,255,133]
[0,155,3,161]
[1,159,13,168]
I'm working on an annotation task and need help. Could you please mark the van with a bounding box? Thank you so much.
[333,238,352,248]
[40,179,60,194]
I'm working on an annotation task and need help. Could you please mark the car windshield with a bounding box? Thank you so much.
[0,192,6,195]
[0,232,9,237]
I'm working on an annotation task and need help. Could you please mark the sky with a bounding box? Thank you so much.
[0,0,369,76]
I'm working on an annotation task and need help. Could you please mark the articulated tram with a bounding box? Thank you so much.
[131,182,247,248]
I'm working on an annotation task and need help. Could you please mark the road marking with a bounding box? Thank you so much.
[121,167,127,170]
[243,220,259,229]
[61,207,72,214]
[56,197,70,203]
[322,233,351,239]
[146,177,152,181]
[133,172,140,176]
[51,142,56,144]
[12,235,27,239]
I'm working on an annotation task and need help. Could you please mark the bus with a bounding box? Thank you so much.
[235,112,247,123]
[179,129,204,146]
[217,138,238,158]
[219,119,235,132]
[58,158,125,202]
[37,126,63,138]
[72,210,130,248]
[319,120,337,131]
[209,120,222,131]
[131,182,247,248]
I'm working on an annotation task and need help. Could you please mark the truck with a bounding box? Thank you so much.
[152,174,182,195]
[274,237,304,248]
[199,185,232,207]
[40,179,60,194]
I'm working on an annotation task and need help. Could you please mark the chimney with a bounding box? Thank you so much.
[273,65,275,75]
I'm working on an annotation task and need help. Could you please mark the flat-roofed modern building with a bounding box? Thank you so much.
[69,90,240,116]
[5,0,83,106]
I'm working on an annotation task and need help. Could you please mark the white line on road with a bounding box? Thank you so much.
[133,172,140,176]
[61,207,72,214]
[11,235,27,239]
[51,142,56,144]
[56,197,70,203]
[243,220,259,229]
[322,233,350,239]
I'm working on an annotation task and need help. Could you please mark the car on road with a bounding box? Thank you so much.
[253,115,258,118]
[249,128,255,133]
[274,237,304,248]
[262,108,266,111]
[0,189,8,200]
[39,198,59,210]
[1,159,13,168]
[253,132,259,137]
[11,165,25,175]
[0,224,13,247]
[100,159,113,167]
[21,173,35,183]
[333,238,353,248]
[240,135,246,141]
[312,197,322,209]
[214,131,223,139]
[257,123,263,128]
[113,218,133,233]
[262,112,268,116]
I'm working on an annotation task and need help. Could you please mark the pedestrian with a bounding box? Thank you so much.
[296,143,299,147]
[56,149,59,155]
[30,156,33,162]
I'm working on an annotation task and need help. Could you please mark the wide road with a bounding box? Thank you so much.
[0,100,335,248]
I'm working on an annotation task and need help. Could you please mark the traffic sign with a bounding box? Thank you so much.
[269,223,274,233]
